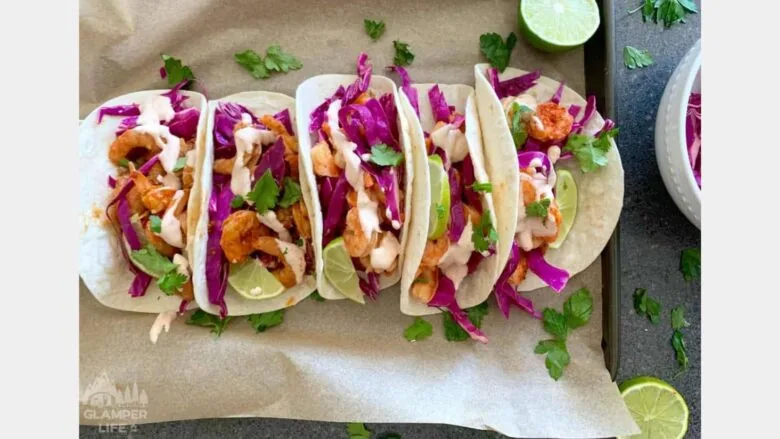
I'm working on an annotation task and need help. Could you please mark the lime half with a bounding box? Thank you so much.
[427,155,451,239]
[323,237,364,304]
[549,169,577,249]
[228,259,286,300]
[618,376,689,439]
[519,0,600,53]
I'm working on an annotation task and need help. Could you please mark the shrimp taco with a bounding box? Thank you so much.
[392,67,499,342]
[474,64,624,318]
[79,83,208,313]
[295,54,414,303]
[191,92,317,316]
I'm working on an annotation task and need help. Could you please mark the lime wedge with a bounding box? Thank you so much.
[549,169,577,249]
[618,376,689,439]
[427,155,451,239]
[323,237,364,304]
[228,259,286,300]
[518,0,600,53]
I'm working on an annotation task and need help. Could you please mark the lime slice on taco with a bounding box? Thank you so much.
[549,169,577,249]
[228,259,286,300]
[427,155,450,239]
[323,237,365,304]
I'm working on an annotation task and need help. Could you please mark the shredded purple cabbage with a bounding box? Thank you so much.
[309,86,345,133]
[459,155,481,213]
[161,80,190,112]
[388,65,419,117]
[493,242,540,319]
[428,85,451,123]
[428,273,456,307]
[568,104,581,119]
[319,176,338,207]
[342,53,372,105]
[526,248,569,293]
[206,181,233,317]
[686,92,701,188]
[167,107,200,139]
[254,137,286,185]
[447,168,465,242]
[365,98,398,149]
[339,104,376,151]
[98,104,140,124]
[273,108,294,135]
[107,175,117,188]
[573,95,597,134]
[322,174,350,245]
[446,300,488,344]
[551,81,565,104]
[359,272,380,300]
[487,68,541,100]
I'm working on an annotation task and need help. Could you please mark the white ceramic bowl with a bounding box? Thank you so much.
[655,39,701,229]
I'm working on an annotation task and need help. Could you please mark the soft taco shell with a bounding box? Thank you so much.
[191,92,317,316]
[78,90,207,313]
[474,64,624,291]
[295,75,415,300]
[398,83,500,316]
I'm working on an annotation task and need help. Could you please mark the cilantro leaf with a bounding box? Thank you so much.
[678,0,698,13]
[278,177,302,208]
[369,144,403,167]
[633,0,697,29]
[263,45,303,73]
[157,271,187,295]
[624,46,654,69]
[173,156,187,172]
[680,248,700,281]
[563,128,618,173]
[472,211,498,253]
[247,170,279,214]
[671,330,689,372]
[545,344,571,381]
[525,198,551,218]
[118,158,130,168]
[563,288,593,330]
[470,182,493,193]
[234,49,270,79]
[641,0,655,21]
[671,306,690,331]
[347,423,372,439]
[185,310,232,337]
[646,297,661,324]
[309,291,325,302]
[230,195,245,209]
[542,308,569,340]
[393,40,415,66]
[247,310,285,333]
[149,215,162,234]
[404,317,433,342]
[442,301,488,342]
[160,54,195,86]
[130,244,177,278]
[534,338,566,354]
[658,0,686,28]
[510,103,531,148]
[479,32,517,72]
[633,288,648,315]
[364,19,385,41]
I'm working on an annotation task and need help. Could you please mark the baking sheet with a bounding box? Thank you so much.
[79,0,638,437]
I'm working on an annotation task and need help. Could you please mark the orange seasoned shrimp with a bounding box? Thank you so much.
[178,211,188,238]
[147,162,166,182]
[220,210,270,264]
[292,200,311,239]
[347,190,357,207]
[420,237,450,268]
[522,180,536,206]
[110,176,145,215]
[311,141,340,177]
[252,236,297,288]
[213,157,236,175]
[182,166,194,190]
[507,253,529,286]
[527,102,573,143]
[275,207,295,229]
[411,266,439,303]
[109,131,161,164]
[463,203,481,226]
[144,220,177,258]
[286,153,299,179]
[129,170,176,214]
[180,279,194,301]
[260,115,298,153]
[343,207,378,258]
[531,204,563,248]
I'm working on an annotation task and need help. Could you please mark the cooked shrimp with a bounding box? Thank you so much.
[275,207,295,229]
[182,166,194,190]
[260,115,298,153]
[527,102,573,143]
[285,153,299,179]
[311,141,340,177]
[362,253,398,275]
[347,190,357,207]
[108,130,161,164]
[411,266,439,303]
[420,237,449,268]
[213,157,236,175]
[147,162,166,181]
[180,138,196,155]
[531,205,563,247]
[343,207,378,258]
[463,203,481,226]
[180,279,194,301]
[252,236,297,288]
[522,180,536,206]
[129,170,176,214]
[292,200,312,239]
[507,253,528,286]
[110,176,145,215]
[144,220,177,258]
[178,211,187,238]
[220,210,270,264]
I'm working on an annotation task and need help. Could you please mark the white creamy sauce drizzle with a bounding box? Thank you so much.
[516,169,558,252]
[356,190,380,238]
[257,211,292,243]
[137,95,175,126]
[370,232,401,271]
[502,94,538,115]
[276,239,305,284]
[133,124,181,173]
[186,149,196,167]
[172,253,190,278]
[430,123,469,163]
[149,311,177,344]
[438,221,475,289]
[159,190,185,248]
[241,112,252,125]
[160,172,181,190]
[231,127,273,197]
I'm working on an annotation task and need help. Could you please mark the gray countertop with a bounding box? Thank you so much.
[81,2,701,438]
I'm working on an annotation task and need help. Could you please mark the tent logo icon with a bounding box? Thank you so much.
[80,371,149,409]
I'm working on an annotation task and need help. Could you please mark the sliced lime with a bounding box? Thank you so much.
[427,155,451,239]
[323,237,364,304]
[618,376,689,439]
[228,259,286,300]
[549,169,577,249]
[518,0,600,53]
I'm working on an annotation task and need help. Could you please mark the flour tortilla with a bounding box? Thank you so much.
[295,75,415,300]
[398,84,500,316]
[78,90,207,313]
[474,64,624,291]
[190,92,317,316]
